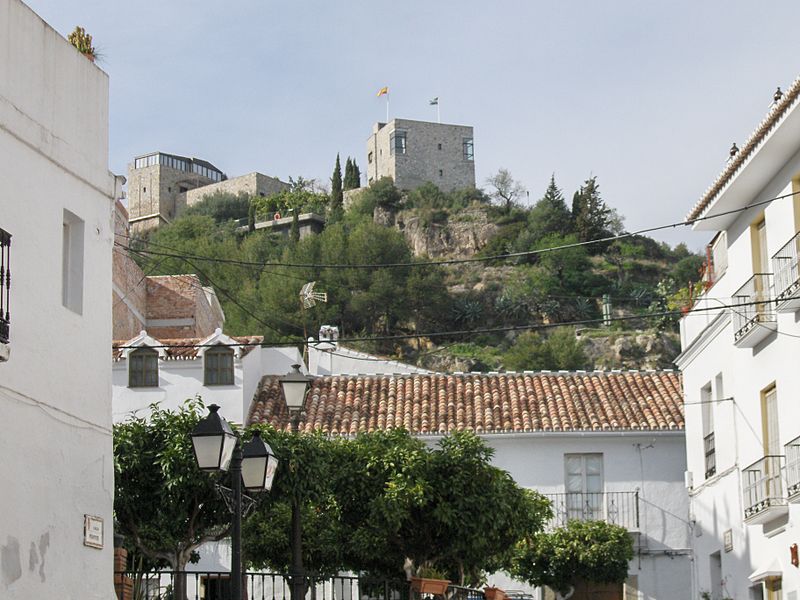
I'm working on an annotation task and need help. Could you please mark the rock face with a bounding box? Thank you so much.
[394,208,498,258]
[582,331,680,370]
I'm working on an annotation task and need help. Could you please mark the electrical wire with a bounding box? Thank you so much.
[117,188,800,271]
[114,295,769,350]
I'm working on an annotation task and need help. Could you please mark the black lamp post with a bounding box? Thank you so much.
[191,404,278,600]
[279,364,313,600]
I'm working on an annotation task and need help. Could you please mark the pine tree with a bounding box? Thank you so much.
[528,174,572,241]
[331,154,344,213]
[571,176,610,244]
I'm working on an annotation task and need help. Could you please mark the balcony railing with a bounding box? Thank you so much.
[704,432,716,479]
[544,491,639,531]
[731,273,776,346]
[0,228,10,344]
[742,455,788,523]
[772,231,800,311]
[785,436,800,499]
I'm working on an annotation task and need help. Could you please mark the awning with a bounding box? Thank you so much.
[748,558,782,583]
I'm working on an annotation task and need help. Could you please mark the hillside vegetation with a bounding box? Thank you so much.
[130,173,702,371]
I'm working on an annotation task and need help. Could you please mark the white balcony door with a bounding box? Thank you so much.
[565,453,604,521]
[763,387,780,457]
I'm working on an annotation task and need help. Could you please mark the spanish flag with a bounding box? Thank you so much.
[377,86,389,97]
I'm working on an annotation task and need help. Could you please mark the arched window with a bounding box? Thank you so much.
[129,348,159,388]
[204,346,234,386]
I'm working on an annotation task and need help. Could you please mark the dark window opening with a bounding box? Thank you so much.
[129,348,159,387]
[205,346,234,385]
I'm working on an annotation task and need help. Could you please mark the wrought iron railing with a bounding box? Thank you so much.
[731,273,775,341]
[115,571,409,600]
[704,432,716,479]
[742,455,787,520]
[772,231,800,303]
[544,491,639,531]
[0,227,10,344]
[785,436,800,499]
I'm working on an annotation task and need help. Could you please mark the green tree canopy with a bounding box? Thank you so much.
[528,175,573,241]
[330,154,344,215]
[512,520,634,594]
[504,327,588,371]
[571,176,611,245]
[114,399,230,598]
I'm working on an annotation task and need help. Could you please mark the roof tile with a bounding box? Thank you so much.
[248,371,684,434]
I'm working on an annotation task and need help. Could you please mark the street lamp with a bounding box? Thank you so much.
[279,364,313,600]
[190,404,278,600]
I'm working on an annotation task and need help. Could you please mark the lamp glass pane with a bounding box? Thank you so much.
[242,456,267,491]
[192,434,223,470]
[281,380,308,410]
[265,455,279,491]
[219,432,237,472]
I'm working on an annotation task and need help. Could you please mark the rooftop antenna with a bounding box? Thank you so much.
[300,281,327,309]
[299,281,328,363]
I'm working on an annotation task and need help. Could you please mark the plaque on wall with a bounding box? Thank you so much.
[84,515,104,549]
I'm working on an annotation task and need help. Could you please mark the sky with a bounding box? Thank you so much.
[25,0,800,249]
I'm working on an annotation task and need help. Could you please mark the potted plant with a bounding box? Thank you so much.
[483,587,507,600]
[67,26,97,62]
[410,565,450,596]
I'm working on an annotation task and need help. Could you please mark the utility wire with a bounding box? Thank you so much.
[114,295,767,350]
[118,188,800,271]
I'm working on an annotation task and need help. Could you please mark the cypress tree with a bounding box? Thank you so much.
[331,154,344,212]
[572,176,611,245]
[352,159,361,189]
[343,157,355,191]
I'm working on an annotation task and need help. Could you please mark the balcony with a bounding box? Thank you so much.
[0,227,10,346]
[544,491,639,531]
[742,455,788,524]
[731,274,776,347]
[772,231,800,312]
[704,432,716,479]
[785,436,800,500]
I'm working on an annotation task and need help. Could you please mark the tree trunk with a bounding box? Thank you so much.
[172,550,193,600]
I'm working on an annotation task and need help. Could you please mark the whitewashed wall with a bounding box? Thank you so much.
[0,1,116,598]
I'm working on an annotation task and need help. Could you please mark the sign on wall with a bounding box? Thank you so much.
[723,529,733,553]
[84,515,104,549]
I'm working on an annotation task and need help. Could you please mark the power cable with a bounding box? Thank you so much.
[114,295,768,350]
[117,188,800,271]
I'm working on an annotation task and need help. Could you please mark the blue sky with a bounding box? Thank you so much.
[26,0,800,248]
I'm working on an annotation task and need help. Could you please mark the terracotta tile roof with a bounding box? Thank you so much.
[248,371,684,435]
[112,336,263,361]
[687,75,800,221]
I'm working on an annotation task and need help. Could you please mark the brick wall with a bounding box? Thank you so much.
[144,275,223,339]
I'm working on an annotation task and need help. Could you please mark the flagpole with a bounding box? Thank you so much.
[437,99,440,124]
[386,93,389,122]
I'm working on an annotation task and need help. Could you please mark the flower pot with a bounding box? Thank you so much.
[410,577,450,596]
[483,587,507,600]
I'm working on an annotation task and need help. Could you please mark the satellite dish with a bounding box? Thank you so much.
[300,281,327,309]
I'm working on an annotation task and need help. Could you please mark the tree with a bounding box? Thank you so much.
[528,175,573,241]
[114,399,230,600]
[343,157,361,191]
[512,520,634,595]
[486,168,526,214]
[290,210,300,243]
[331,154,344,214]
[504,327,587,371]
[571,176,611,245]
[182,191,251,223]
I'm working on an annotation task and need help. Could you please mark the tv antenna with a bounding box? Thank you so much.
[300,281,327,309]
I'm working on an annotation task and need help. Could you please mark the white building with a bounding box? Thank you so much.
[249,370,690,600]
[677,78,800,599]
[0,1,117,598]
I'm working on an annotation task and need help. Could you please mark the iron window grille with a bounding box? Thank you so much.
[0,228,10,344]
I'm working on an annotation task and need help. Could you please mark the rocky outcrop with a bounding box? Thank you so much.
[394,208,498,258]
[581,331,680,370]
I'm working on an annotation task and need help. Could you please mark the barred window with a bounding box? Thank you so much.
[390,131,407,156]
[463,138,474,161]
[129,348,159,388]
[205,346,234,386]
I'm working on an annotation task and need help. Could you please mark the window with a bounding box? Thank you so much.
[142,187,146,194]
[368,151,373,164]
[751,215,769,273]
[204,346,234,385]
[0,227,10,345]
[702,383,716,478]
[129,348,159,387]
[564,453,603,520]
[437,143,442,150]
[762,386,779,456]
[62,209,84,314]
[179,186,188,194]
[710,231,728,280]
[390,131,407,156]
[438,169,443,177]
[463,138,474,161]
